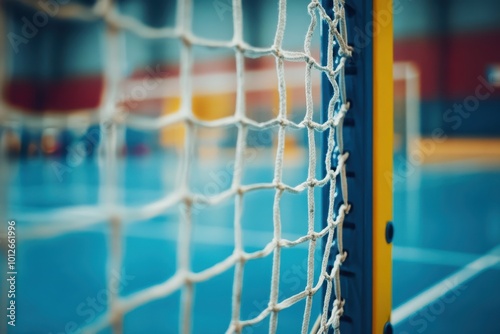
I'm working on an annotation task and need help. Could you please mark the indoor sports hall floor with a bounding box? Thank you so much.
[2,138,500,334]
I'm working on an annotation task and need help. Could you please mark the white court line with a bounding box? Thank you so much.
[392,244,500,325]
[393,246,481,268]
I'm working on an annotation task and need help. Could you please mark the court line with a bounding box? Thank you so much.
[392,244,500,325]
[393,246,487,268]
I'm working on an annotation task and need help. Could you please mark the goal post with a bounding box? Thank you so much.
[373,0,393,331]
[320,0,393,332]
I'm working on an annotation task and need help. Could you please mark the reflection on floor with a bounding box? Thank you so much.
[393,152,500,334]
[2,145,500,333]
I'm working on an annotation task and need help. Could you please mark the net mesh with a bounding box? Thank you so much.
[1,0,352,333]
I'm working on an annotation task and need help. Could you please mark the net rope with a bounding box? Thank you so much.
[1,0,352,333]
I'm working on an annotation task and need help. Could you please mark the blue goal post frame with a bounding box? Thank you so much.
[321,0,393,333]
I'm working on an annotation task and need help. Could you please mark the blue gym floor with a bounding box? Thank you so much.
[2,150,500,334]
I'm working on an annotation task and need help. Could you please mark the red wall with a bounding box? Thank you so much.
[395,31,500,100]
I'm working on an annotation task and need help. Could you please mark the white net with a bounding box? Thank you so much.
[1,0,352,333]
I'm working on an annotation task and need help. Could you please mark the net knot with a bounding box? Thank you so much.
[185,275,194,285]
[105,13,121,34]
[184,117,194,127]
[339,251,348,262]
[347,45,354,55]
[333,298,345,312]
[343,202,351,214]
[109,308,124,330]
[332,301,344,329]
[333,299,341,308]
[273,47,284,59]
[304,55,315,66]
[275,182,285,191]
[343,101,351,111]
[308,2,320,10]
[235,42,245,53]
[308,178,317,187]
[339,45,354,58]
[109,215,121,228]
[277,117,287,127]
[183,196,193,208]
[309,232,318,242]
[180,33,191,46]
[269,303,280,313]
[232,322,243,333]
